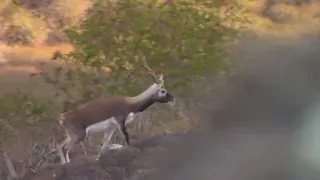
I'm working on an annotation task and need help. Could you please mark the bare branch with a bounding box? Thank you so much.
[51,51,61,60]
[2,152,18,180]
[27,144,57,174]
[18,141,58,179]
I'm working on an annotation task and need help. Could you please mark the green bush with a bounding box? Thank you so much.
[0,0,239,143]
[44,0,237,111]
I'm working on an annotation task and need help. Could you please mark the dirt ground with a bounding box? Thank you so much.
[0,43,73,93]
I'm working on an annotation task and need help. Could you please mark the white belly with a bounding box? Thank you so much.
[85,118,117,135]
[85,112,136,135]
[125,112,135,125]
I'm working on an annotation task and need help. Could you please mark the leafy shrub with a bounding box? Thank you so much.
[41,0,237,111]
[0,0,239,151]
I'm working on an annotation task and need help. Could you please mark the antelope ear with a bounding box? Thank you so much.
[158,74,164,81]
[158,79,164,87]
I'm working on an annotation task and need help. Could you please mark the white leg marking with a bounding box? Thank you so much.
[80,142,88,155]
[85,118,115,134]
[58,136,71,165]
[85,118,120,155]
[113,119,125,139]
[57,146,67,165]
[66,153,70,163]
[99,114,135,155]
[108,144,124,149]
[125,112,136,125]
[85,115,136,158]
[99,125,117,155]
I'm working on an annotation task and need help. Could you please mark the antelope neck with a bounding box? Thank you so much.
[136,98,156,112]
[129,83,159,112]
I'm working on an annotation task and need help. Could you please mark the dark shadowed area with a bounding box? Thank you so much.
[25,34,320,180]
[150,34,320,180]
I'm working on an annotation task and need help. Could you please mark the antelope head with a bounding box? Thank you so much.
[140,59,176,107]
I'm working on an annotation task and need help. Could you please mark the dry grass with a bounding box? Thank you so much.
[0,0,92,95]
[0,0,11,13]
[0,43,74,93]
[1,2,48,44]
[0,43,73,62]
[236,0,320,37]
[0,0,92,45]
[49,0,93,28]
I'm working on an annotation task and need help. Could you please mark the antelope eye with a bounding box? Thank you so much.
[160,90,166,93]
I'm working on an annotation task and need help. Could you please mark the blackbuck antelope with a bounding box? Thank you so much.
[57,60,176,165]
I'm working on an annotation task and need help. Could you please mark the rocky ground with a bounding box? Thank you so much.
[23,133,191,180]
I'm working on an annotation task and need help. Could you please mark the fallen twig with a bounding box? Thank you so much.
[2,151,18,180]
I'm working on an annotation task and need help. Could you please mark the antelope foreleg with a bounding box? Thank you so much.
[99,127,117,155]
[115,119,130,146]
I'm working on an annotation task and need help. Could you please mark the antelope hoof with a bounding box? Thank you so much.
[109,143,124,149]
[96,156,100,161]
[131,134,139,140]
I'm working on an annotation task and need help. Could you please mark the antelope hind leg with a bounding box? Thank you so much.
[57,136,71,165]
[65,138,78,163]
[57,147,67,165]
[80,142,88,155]
[65,130,86,163]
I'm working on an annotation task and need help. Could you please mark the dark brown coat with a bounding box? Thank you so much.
[60,96,135,129]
